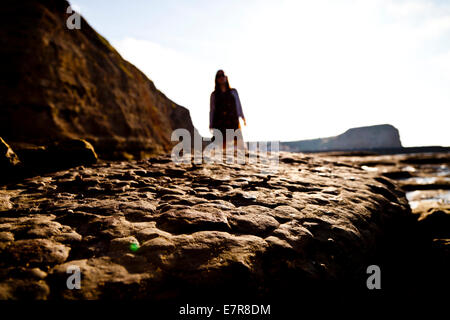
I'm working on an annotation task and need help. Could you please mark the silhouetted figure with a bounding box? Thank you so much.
[209,70,246,149]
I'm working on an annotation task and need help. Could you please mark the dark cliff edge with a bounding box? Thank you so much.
[0,0,199,161]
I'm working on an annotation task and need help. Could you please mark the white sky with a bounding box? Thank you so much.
[71,0,449,147]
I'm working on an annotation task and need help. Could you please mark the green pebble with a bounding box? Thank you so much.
[129,243,139,252]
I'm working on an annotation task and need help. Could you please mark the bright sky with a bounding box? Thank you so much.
[71,0,449,147]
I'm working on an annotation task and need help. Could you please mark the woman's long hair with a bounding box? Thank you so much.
[214,69,231,93]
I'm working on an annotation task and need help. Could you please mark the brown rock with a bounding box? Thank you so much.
[0,0,199,159]
[1,239,70,267]
[0,151,413,301]
[228,212,279,236]
[0,137,20,175]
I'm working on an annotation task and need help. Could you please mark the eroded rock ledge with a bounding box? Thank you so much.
[0,152,410,300]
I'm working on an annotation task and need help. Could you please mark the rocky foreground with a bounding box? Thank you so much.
[0,151,415,301]
[325,152,450,240]
[324,151,450,299]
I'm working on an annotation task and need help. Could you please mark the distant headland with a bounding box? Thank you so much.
[278,124,450,155]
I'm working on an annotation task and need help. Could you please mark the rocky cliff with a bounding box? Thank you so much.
[0,0,198,160]
[281,124,402,152]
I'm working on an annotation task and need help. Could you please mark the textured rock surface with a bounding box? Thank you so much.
[0,0,199,159]
[325,152,450,229]
[322,151,450,298]
[0,152,411,300]
[281,124,402,152]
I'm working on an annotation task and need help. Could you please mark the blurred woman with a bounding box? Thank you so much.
[209,69,246,149]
